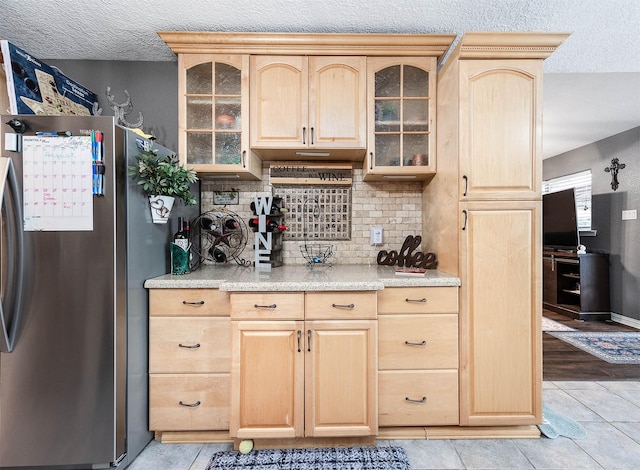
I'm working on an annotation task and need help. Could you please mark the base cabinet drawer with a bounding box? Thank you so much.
[378,314,458,370]
[378,370,459,426]
[149,374,230,431]
[150,317,231,373]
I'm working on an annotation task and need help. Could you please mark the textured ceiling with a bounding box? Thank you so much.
[1,0,639,158]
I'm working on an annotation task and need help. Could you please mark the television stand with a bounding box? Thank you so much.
[542,251,610,321]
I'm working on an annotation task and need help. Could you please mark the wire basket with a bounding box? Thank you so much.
[300,243,334,267]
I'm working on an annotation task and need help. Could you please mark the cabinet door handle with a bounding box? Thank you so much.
[369,152,374,170]
[254,304,277,309]
[462,210,468,231]
[310,127,315,145]
[182,300,205,305]
[302,127,307,145]
[405,396,427,403]
[179,400,201,408]
[462,175,468,196]
[307,329,311,352]
[404,340,427,346]
[405,298,426,303]
[331,303,355,309]
[241,150,246,169]
[297,330,302,352]
[178,343,201,349]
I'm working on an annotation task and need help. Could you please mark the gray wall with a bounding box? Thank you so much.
[47,60,640,321]
[543,127,640,322]
[48,60,179,150]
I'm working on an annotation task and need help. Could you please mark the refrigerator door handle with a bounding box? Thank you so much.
[0,157,25,353]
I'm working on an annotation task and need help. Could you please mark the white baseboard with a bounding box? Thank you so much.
[610,313,640,330]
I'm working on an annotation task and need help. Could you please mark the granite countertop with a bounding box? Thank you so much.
[144,264,460,291]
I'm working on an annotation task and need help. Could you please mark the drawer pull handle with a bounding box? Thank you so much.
[331,303,355,309]
[254,303,277,309]
[404,340,427,346]
[405,298,426,303]
[182,300,205,306]
[178,343,201,349]
[405,396,427,404]
[179,400,201,408]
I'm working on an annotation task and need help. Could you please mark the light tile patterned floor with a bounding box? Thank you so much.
[127,381,640,470]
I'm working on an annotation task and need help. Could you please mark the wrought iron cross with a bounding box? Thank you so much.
[604,157,626,191]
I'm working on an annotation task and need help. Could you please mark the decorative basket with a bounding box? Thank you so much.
[300,243,334,267]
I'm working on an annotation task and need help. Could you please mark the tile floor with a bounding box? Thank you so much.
[127,381,640,470]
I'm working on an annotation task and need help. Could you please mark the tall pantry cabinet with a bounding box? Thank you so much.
[422,33,569,426]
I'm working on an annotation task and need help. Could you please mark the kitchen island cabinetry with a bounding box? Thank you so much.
[250,56,367,159]
[148,289,231,435]
[177,54,261,180]
[364,57,437,181]
[229,291,378,441]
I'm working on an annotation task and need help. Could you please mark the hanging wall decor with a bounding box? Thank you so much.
[604,157,626,191]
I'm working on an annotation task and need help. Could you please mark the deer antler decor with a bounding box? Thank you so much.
[105,87,144,128]
[604,157,626,191]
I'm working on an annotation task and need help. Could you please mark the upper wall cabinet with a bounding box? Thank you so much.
[250,56,367,160]
[364,57,437,181]
[159,31,457,169]
[458,60,542,200]
[178,54,261,180]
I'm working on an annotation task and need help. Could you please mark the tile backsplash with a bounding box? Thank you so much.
[200,167,423,266]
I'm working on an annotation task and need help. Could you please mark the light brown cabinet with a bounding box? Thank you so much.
[458,200,541,425]
[229,291,377,439]
[423,33,567,427]
[377,287,459,427]
[250,56,367,159]
[148,289,231,432]
[160,32,456,169]
[177,54,261,180]
[458,60,542,200]
[364,57,437,181]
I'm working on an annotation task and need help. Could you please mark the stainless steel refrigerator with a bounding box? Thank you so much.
[0,115,199,469]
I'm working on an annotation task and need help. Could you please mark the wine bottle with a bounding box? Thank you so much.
[248,218,287,232]
[173,217,189,250]
[199,216,214,230]
[223,217,239,230]
[210,246,227,262]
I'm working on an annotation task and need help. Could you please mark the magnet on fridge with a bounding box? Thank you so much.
[4,132,19,152]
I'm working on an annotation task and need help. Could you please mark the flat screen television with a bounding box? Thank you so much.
[543,188,580,251]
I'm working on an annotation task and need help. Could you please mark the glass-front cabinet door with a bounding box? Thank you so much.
[178,54,261,180]
[364,57,436,181]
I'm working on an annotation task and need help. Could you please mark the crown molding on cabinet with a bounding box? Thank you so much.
[157,31,457,57]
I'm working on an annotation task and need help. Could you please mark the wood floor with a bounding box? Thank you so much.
[543,309,640,381]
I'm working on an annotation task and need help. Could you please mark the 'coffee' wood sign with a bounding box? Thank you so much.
[270,162,352,185]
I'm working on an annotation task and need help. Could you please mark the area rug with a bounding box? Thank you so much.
[206,446,410,470]
[547,331,640,364]
[538,404,587,439]
[542,317,576,332]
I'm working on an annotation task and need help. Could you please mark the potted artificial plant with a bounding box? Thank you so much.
[128,149,198,223]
